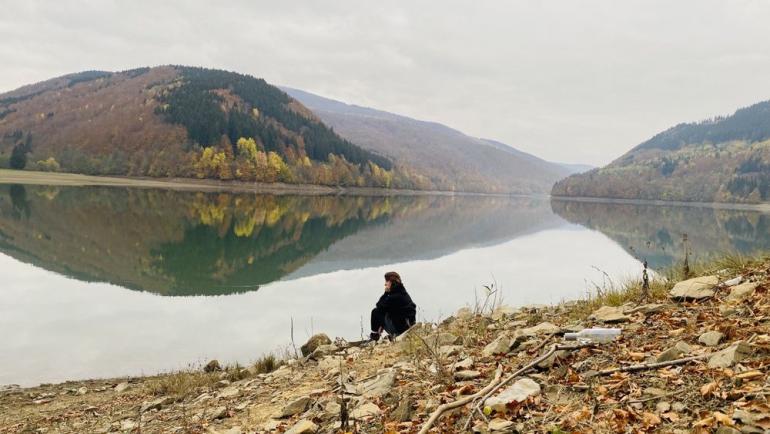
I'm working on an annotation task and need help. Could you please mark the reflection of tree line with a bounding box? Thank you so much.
[551,199,770,269]
[151,193,418,295]
[0,185,437,295]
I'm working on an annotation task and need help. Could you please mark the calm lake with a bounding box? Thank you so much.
[2,183,769,386]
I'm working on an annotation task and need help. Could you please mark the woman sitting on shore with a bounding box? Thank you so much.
[370,271,417,341]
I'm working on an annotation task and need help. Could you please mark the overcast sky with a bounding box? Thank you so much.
[2,1,770,165]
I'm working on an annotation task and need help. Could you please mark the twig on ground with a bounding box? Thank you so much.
[530,333,555,353]
[290,317,298,359]
[588,353,712,377]
[417,365,503,434]
[458,341,593,432]
[477,342,594,411]
[414,332,451,384]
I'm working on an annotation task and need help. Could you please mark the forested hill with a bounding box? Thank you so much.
[0,66,432,189]
[553,100,770,203]
[282,87,571,194]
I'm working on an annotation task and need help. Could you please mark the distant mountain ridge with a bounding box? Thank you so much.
[282,86,571,194]
[553,99,770,203]
[0,66,432,190]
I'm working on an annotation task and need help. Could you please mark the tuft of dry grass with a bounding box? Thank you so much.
[563,252,763,321]
[253,354,281,375]
[687,251,768,277]
[142,354,283,400]
[144,370,219,399]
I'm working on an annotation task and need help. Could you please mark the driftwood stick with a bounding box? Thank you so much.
[457,341,593,432]
[473,342,593,416]
[589,353,711,377]
[417,365,503,434]
[530,333,556,353]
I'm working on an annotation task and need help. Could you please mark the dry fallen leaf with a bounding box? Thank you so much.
[627,351,645,361]
[661,411,680,422]
[700,381,719,396]
[693,416,715,428]
[735,370,762,380]
[713,411,733,426]
[641,411,661,427]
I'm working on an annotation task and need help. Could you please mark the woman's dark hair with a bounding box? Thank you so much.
[384,271,402,284]
[384,271,406,292]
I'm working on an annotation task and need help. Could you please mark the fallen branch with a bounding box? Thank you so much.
[417,365,503,434]
[600,388,686,407]
[530,333,555,353]
[473,343,594,416]
[455,341,594,432]
[588,353,712,377]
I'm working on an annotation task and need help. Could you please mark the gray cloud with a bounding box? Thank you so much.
[2,0,770,165]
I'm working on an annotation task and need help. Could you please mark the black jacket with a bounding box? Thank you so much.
[376,284,417,331]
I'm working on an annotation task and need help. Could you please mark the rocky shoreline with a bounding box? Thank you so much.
[2,257,770,433]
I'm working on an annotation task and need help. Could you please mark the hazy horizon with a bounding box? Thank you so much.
[2,1,770,165]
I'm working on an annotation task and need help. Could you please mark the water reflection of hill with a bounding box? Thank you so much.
[551,199,770,269]
[0,185,560,296]
[286,196,561,279]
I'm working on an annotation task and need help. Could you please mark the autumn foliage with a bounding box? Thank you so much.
[0,66,430,189]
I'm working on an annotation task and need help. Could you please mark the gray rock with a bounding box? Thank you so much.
[210,405,228,419]
[589,306,631,323]
[358,369,395,398]
[392,396,413,422]
[350,401,381,419]
[655,401,671,413]
[285,419,318,434]
[482,334,516,357]
[656,341,691,363]
[484,378,540,412]
[119,419,137,431]
[317,356,343,372]
[669,276,718,301]
[718,305,739,316]
[278,396,312,418]
[698,330,724,347]
[490,305,518,321]
[140,396,174,413]
[309,344,339,359]
[114,382,129,393]
[624,303,664,315]
[261,420,282,431]
[324,400,340,416]
[454,370,481,380]
[204,359,222,372]
[424,332,463,347]
[537,350,568,369]
[439,345,463,357]
[301,334,332,357]
[726,281,759,302]
[394,322,431,342]
[671,402,686,412]
[452,357,474,371]
[76,386,88,395]
[518,322,561,337]
[218,386,240,399]
[708,342,752,368]
[488,418,515,431]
